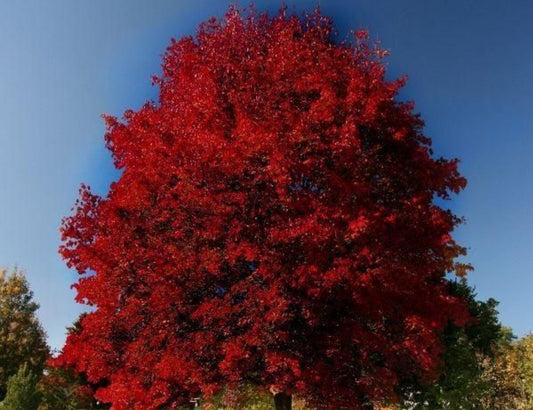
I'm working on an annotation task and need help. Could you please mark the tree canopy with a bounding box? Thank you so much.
[0,268,48,400]
[59,7,471,409]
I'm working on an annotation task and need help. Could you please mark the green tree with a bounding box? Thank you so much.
[0,268,49,399]
[0,363,40,410]
[397,280,506,409]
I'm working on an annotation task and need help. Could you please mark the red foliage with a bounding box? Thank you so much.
[59,6,470,409]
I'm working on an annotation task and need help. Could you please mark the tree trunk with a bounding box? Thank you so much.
[274,392,292,410]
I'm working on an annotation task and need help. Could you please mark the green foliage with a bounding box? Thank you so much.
[397,280,506,409]
[392,282,532,410]
[0,268,49,399]
[0,363,40,410]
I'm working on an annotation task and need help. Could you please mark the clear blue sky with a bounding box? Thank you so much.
[1,0,531,351]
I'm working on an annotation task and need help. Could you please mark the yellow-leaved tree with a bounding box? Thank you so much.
[482,333,533,409]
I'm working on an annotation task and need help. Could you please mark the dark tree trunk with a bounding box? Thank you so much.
[274,392,292,410]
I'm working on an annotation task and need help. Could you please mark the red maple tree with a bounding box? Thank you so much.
[58,7,471,409]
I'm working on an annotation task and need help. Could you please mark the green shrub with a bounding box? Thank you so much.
[0,363,40,410]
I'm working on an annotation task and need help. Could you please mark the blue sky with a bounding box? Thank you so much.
[0,0,531,351]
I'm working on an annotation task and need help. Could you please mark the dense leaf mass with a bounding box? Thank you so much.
[0,268,49,400]
[58,7,470,409]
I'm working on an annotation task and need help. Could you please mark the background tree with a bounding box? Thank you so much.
[482,333,533,409]
[59,7,470,409]
[0,268,48,399]
[397,281,506,409]
[0,363,41,410]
